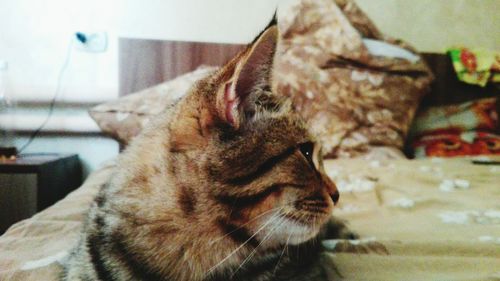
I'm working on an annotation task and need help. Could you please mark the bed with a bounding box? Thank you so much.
[1,157,499,280]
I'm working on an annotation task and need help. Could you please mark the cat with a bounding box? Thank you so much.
[62,22,355,281]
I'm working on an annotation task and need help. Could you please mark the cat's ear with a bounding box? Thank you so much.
[216,26,278,129]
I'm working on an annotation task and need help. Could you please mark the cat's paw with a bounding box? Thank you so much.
[321,217,359,240]
[337,227,359,240]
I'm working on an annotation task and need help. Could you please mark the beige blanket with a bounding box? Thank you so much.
[1,157,499,280]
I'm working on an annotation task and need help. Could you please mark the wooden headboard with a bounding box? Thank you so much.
[119,38,245,97]
[119,38,499,110]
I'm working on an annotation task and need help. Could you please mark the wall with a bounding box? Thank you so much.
[0,0,118,103]
[13,135,117,177]
[114,0,281,44]
[355,0,499,52]
[0,0,119,176]
[113,0,499,52]
[3,0,496,108]
[4,104,116,177]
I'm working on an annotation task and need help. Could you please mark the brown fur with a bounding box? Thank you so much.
[63,25,351,281]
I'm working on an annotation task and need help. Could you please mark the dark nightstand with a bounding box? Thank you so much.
[0,153,82,234]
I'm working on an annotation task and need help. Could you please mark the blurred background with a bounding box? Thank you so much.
[0,0,498,176]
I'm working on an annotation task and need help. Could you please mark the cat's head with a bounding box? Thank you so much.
[168,25,338,247]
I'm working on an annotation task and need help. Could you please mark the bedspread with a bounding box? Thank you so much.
[0,157,499,280]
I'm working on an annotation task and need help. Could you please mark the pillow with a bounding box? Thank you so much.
[274,0,433,159]
[89,66,218,144]
[410,97,499,158]
[410,97,498,137]
[413,131,500,158]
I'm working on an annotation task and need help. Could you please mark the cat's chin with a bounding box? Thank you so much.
[258,216,324,247]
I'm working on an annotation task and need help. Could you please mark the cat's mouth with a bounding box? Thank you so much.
[257,214,325,246]
[295,198,332,216]
[283,211,329,225]
[256,206,330,246]
[280,198,333,240]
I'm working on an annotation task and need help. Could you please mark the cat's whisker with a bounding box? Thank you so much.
[205,212,281,276]
[279,209,293,256]
[273,231,292,276]
[209,206,286,245]
[230,213,287,278]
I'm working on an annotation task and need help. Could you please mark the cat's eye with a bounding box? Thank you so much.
[299,142,322,171]
[299,142,315,166]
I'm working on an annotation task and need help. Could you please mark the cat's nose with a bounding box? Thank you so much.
[330,190,339,205]
[321,173,339,205]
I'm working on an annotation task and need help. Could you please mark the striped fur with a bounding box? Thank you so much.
[62,24,353,281]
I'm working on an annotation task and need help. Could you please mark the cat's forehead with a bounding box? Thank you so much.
[246,112,312,146]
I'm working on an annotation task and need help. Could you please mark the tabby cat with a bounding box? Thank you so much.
[63,21,355,281]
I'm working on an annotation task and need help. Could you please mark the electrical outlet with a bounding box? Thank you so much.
[74,32,108,53]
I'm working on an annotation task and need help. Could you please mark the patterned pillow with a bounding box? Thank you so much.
[274,0,433,159]
[89,66,217,144]
[410,97,499,158]
[410,97,498,137]
[413,131,500,158]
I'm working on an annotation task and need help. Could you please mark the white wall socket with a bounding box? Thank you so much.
[74,32,108,53]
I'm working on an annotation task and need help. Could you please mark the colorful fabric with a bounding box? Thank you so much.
[413,131,500,158]
[411,97,498,137]
[411,97,499,158]
[448,47,500,87]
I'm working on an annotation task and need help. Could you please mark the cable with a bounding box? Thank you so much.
[18,37,74,154]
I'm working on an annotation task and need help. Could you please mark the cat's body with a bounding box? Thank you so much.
[63,24,353,281]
